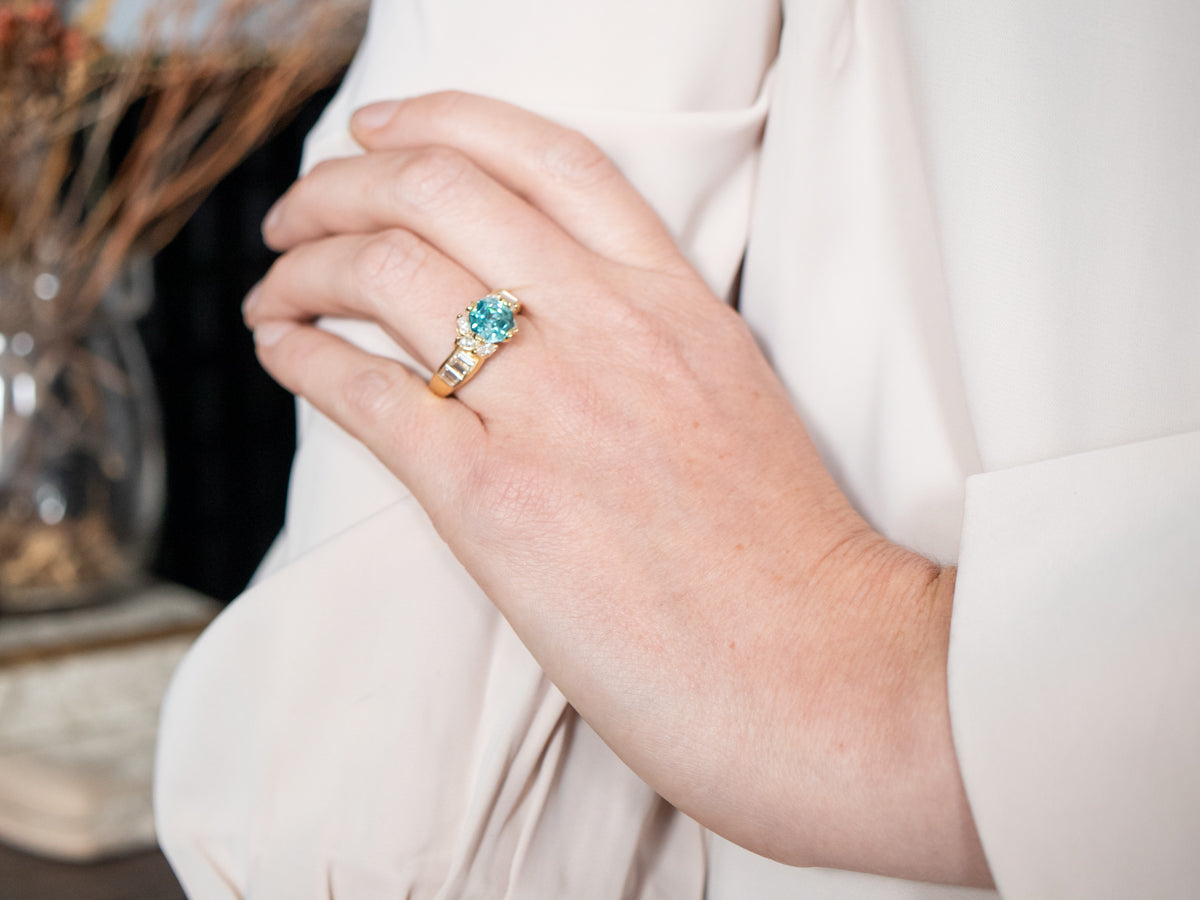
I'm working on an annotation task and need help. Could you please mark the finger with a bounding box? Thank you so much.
[350,91,683,273]
[245,229,486,372]
[251,319,483,511]
[262,146,589,291]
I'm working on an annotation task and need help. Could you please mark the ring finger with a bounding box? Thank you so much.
[245,227,487,373]
[247,230,546,417]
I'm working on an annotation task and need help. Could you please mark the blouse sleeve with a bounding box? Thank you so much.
[950,431,1200,898]
[899,3,1200,895]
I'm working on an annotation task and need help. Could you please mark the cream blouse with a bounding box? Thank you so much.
[156,2,1200,897]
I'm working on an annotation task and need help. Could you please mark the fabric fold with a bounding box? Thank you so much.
[157,499,703,898]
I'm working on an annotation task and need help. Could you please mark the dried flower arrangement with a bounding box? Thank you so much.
[0,0,365,610]
[1,0,365,326]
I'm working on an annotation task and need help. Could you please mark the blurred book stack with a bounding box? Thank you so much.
[0,583,216,861]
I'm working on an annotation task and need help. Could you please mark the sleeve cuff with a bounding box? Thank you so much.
[949,429,1200,898]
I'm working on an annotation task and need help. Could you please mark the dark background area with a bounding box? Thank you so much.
[140,85,339,604]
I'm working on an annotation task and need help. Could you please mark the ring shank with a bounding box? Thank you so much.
[430,347,482,397]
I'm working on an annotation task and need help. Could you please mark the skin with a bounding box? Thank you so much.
[243,90,994,888]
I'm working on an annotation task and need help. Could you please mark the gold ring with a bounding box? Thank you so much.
[429,289,522,397]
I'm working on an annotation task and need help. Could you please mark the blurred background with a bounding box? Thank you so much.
[0,64,344,900]
[141,89,328,607]
[0,2,371,892]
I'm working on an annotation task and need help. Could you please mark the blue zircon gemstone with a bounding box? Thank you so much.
[468,296,516,343]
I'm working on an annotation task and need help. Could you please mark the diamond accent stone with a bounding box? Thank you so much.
[477,342,497,357]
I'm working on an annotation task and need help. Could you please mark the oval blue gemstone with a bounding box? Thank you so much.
[468,296,515,343]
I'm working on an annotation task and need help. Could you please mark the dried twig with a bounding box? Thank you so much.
[0,0,366,321]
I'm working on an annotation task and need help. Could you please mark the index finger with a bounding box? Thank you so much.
[350,91,686,275]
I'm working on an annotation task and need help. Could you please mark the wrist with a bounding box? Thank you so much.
[867,544,993,887]
[802,529,992,885]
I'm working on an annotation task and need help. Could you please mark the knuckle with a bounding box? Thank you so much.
[340,365,403,423]
[299,159,338,188]
[352,229,429,300]
[390,146,473,210]
[254,256,289,308]
[540,128,615,187]
[297,158,343,198]
[307,157,340,179]
[337,364,426,462]
[597,291,679,360]
[701,297,757,353]
[421,90,472,129]
[619,322,692,390]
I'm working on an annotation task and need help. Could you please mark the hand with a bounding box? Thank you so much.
[243,91,991,887]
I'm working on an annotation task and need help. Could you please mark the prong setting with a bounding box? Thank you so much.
[430,290,523,397]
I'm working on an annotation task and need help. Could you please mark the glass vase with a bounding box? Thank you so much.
[0,261,164,613]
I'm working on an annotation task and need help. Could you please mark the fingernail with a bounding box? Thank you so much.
[254,321,298,348]
[242,283,262,320]
[352,100,400,132]
[262,202,282,236]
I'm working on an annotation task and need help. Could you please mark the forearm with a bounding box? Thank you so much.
[536,522,991,886]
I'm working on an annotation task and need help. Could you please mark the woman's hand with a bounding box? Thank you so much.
[243,91,991,887]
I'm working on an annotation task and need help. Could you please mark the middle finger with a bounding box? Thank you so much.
[263,147,591,290]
